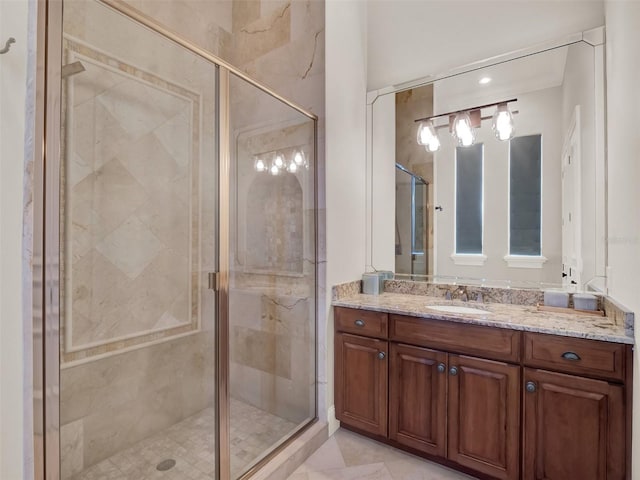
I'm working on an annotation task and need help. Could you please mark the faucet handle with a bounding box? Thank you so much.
[476,292,483,303]
[445,290,452,300]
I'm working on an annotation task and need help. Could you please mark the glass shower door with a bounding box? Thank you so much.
[59,2,218,478]
[226,73,317,479]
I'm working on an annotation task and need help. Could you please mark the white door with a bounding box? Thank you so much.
[561,107,582,288]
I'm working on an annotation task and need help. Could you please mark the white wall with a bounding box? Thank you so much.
[367,0,604,90]
[325,0,368,432]
[0,0,31,478]
[603,2,640,477]
[434,86,563,284]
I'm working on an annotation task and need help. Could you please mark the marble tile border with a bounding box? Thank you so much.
[331,280,361,301]
[60,36,203,364]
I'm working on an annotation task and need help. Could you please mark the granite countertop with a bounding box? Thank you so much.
[333,292,634,344]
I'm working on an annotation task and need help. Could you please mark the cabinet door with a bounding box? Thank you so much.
[523,368,625,480]
[335,333,388,436]
[389,343,447,456]
[448,355,520,480]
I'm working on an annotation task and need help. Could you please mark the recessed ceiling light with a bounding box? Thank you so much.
[479,77,491,85]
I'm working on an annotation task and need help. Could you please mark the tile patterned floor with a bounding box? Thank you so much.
[70,399,297,480]
[287,429,477,480]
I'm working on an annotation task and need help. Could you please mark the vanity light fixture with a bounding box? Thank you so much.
[414,98,517,149]
[254,157,266,172]
[492,103,515,141]
[452,111,476,147]
[416,120,441,152]
[253,146,308,174]
[293,150,305,166]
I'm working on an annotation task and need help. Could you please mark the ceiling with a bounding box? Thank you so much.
[367,0,604,91]
[433,45,569,113]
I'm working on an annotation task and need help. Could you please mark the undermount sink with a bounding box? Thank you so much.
[427,305,492,315]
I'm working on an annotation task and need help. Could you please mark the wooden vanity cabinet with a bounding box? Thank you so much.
[448,355,521,480]
[522,368,625,480]
[389,343,447,457]
[389,345,520,479]
[334,306,631,480]
[334,307,389,436]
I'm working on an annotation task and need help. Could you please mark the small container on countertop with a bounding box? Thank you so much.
[573,293,598,311]
[362,273,385,295]
[543,290,569,308]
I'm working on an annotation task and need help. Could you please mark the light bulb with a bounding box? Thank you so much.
[287,161,298,173]
[452,112,475,147]
[254,157,266,172]
[274,154,284,168]
[270,164,280,175]
[417,120,440,152]
[293,150,305,166]
[492,104,515,141]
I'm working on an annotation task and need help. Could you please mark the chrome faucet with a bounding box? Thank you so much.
[445,287,468,301]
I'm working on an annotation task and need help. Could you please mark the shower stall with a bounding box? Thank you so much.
[395,164,429,277]
[33,1,317,479]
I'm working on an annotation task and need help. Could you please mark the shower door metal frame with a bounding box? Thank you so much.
[33,1,319,479]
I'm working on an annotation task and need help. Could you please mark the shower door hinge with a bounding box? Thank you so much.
[208,272,219,291]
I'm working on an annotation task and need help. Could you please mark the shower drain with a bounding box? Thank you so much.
[156,459,176,471]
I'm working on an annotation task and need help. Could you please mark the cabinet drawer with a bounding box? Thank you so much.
[390,314,521,363]
[335,307,388,339]
[523,332,625,382]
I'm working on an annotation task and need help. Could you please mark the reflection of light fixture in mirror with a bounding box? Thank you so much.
[492,103,515,141]
[274,153,284,169]
[452,112,475,147]
[269,162,280,175]
[415,98,517,149]
[293,150,305,166]
[479,76,491,85]
[416,120,440,152]
[287,161,298,173]
[254,157,266,172]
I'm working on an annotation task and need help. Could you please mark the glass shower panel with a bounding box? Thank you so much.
[59,2,217,478]
[228,73,316,478]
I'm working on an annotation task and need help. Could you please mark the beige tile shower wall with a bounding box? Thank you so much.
[122,0,326,419]
[60,332,215,477]
[59,1,220,476]
[229,289,314,424]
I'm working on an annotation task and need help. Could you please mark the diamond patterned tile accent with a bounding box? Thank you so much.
[95,215,165,280]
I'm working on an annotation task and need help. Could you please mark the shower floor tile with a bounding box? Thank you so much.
[70,399,297,480]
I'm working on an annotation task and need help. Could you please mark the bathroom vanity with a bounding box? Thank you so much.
[333,290,633,480]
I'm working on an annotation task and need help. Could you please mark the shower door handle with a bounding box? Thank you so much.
[208,272,219,291]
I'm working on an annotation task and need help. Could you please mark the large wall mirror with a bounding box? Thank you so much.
[367,28,606,291]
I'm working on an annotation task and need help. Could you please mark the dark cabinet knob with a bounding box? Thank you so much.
[526,381,537,393]
[437,363,446,373]
[377,351,386,360]
[354,319,365,327]
[449,366,458,376]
